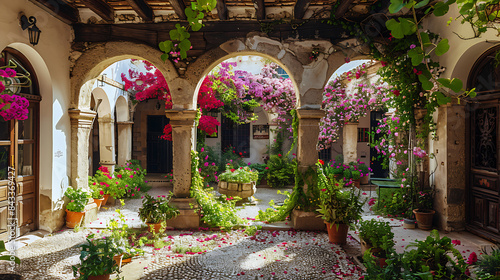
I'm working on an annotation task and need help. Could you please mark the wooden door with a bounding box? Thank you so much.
[468,102,500,241]
[147,115,172,173]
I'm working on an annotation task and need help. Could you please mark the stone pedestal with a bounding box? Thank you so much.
[343,122,358,164]
[165,110,197,198]
[218,181,256,199]
[98,117,116,168]
[69,109,96,191]
[116,121,133,166]
[81,199,98,226]
[168,197,200,229]
[292,209,326,231]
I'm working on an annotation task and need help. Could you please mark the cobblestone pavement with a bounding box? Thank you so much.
[1,227,363,280]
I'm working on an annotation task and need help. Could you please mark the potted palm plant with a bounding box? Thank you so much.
[72,234,122,280]
[315,160,366,244]
[139,193,179,233]
[64,187,91,228]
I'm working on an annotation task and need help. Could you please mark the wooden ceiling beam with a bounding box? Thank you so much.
[217,0,228,20]
[125,0,154,22]
[80,0,114,22]
[252,0,265,21]
[168,0,187,20]
[294,0,311,19]
[334,0,355,19]
[28,0,79,24]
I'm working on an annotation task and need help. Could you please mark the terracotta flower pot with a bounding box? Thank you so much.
[325,223,349,244]
[413,209,435,230]
[113,254,123,267]
[93,197,105,210]
[65,209,85,228]
[373,255,387,268]
[102,194,110,205]
[352,179,361,189]
[88,274,111,280]
[360,176,369,185]
[146,222,164,233]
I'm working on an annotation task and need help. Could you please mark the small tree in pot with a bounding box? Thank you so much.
[72,234,122,280]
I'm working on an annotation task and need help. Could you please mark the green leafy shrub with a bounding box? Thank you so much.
[266,154,295,188]
[218,166,258,184]
[64,187,91,212]
[358,219,394,252]
[197,146,219,184]
[249,163,268,185]
[72,234,122,279]
[473,247,500,279]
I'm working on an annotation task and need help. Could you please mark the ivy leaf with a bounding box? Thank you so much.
[185,7,197,18]
[468,88,477,98]
[419,75,434,91]
[459,2,474,15]
[435,39,450,56]
[385,18,416,39]
[389,0,406,13]
[433,2,450,16]
[192,22,203,31]
[161,53,169,61]
[420,32,432,47]
[435,92,451,105]
[179,39,192,53]
[159,40,173,53]
[408,48,424,66]
[414,0,430,9]
[449,78,463,93]
[169,29,180,41]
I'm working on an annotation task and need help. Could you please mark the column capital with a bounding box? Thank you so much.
[296,108,325,120]
[165,109,198,126]
[69,109,97,129]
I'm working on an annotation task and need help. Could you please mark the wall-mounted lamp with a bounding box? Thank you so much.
[20,15,41,46]
[98,74,107,87]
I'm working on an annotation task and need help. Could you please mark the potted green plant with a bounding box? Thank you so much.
[357,219,395,257]
[265,154,295,188]
[89,181,105,210]
[351,170,361,189]
[412,189,435,230]
[218,166,259,200]
[473,247,500,279]
[315,160,366,244]
[138,193,179,233]
[358,162,370,185]
[72,234,122,280]
[64,187,91,228]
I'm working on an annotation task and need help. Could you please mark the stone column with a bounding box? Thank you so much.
[164,109,197,197]
[164,109,199,229]
[433,104,466,231]
[296,109,325,171]
[343,122,358,164]
[116,121,133,166]
[69,109,98,225]
[98,117,116,173]
[69,109,96,190]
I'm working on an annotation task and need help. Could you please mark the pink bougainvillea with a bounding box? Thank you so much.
[317,64,389,150]
[0,67,30,121]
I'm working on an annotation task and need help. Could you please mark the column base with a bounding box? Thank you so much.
[82,202,98,226]
[168,198,200,229]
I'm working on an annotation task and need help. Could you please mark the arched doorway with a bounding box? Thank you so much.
[467,45,500,241]
[0,47,40,239]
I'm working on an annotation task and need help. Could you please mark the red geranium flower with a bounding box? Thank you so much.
[318,159,324,165]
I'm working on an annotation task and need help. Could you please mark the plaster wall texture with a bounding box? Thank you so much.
[0,1,75,233]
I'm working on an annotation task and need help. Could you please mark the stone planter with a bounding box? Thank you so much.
[291,209,325,231]
[218,181,256,199]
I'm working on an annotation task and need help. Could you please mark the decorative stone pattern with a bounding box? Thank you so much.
[218,181,257,199]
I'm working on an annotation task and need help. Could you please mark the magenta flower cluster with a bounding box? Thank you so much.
[0,68,30,121]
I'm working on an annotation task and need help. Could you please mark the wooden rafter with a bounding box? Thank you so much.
[252,0,266,20]
[125,0,154,22]
[334,0,355,18]
[217,0,228,20]
[80,0,114,22]
[28,0,79,23]
[168,0,187,20]
[294,0,311,19]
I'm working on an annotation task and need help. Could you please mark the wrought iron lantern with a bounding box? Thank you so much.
[20,15,41,46]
